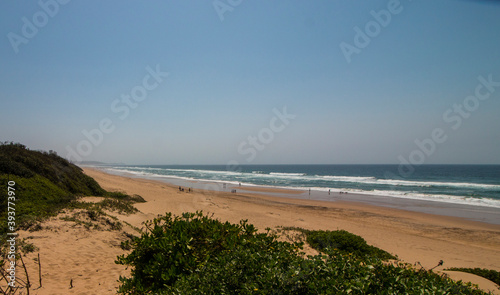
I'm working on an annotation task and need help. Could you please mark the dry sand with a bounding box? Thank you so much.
[14,168,500,294]
[16,214,132,295]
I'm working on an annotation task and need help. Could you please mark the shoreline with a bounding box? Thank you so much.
[95,166,500,225]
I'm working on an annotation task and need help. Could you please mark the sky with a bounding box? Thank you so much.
[1,0,500,165]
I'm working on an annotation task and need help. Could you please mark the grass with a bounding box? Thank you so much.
[59,196,144,232]
[19,239,38,254]
[67,197,140,215]
[60,208,125,231]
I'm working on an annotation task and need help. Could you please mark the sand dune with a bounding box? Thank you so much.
[17,213,132,294]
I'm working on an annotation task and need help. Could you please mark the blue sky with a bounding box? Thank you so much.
[1,0,499,165]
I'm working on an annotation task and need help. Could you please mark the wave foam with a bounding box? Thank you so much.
[269,172,306,177]
[105,166,500,208]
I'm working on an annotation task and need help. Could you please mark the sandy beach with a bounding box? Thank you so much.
[16,167,500,294]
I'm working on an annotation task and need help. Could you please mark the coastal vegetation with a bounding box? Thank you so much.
[116,211,488,294]
[277,226,395,260]
[0,142,143,239]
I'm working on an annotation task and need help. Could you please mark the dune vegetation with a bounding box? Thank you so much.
[116,211,489,294]
[0,142,144,239]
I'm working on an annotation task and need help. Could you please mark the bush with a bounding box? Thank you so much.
[116,212,303,293]
[116,212,488,294]
[305,229,396,260]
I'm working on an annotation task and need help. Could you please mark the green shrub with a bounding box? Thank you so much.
[116,211,303,294]
[280,227,395,260]
[305,229,396,260]
[116,212,487,295]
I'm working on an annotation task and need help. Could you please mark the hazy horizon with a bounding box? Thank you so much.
[2,1,500,166]
[81,162,500,167]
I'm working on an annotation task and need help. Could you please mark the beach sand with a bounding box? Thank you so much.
[16,214,132,295]
[15,167,500,294]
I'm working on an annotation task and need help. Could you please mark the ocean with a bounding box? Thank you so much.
[103,164,500,209]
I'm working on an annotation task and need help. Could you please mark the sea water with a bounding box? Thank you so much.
[103,164,500,209]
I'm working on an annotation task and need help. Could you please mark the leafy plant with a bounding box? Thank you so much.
[116,212,488,294]
[116,211,303,293]
[280,226,395,260]
[305,229,396,260]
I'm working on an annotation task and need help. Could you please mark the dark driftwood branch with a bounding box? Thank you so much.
[18,254,30,295]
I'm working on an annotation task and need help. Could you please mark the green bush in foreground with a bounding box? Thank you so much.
[116,212,488,294]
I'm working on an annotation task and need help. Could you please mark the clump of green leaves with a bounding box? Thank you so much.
[116,211,303,293]
[116,212,488,294]
[305,229,396,260]
[279,226,395,260]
